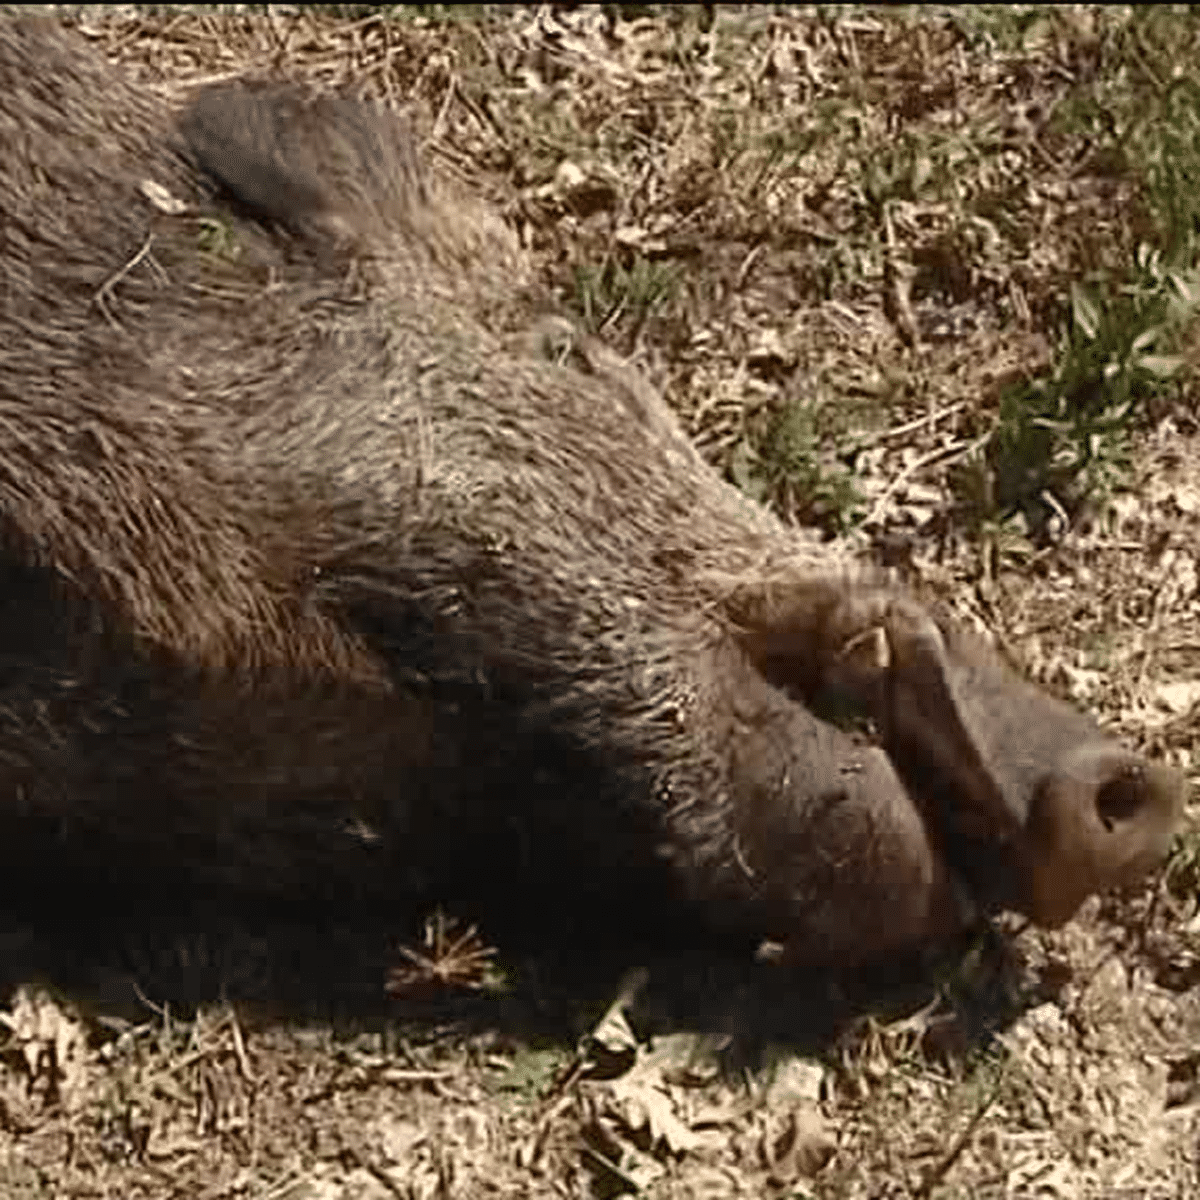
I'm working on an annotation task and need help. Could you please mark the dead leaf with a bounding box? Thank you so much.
[609,1075,703,1155]
[1156,680,1200,715]
[641,1031,730,1087]
[762,1104,837,1183]
[139,178,187,215]
[764,1055,824,1107]
[0,986,92,1112]
[1170,484,1200,514]
[374,1114,425,1163]
[583,967,647,1076]
[590,1006,638,1060]
[748,327,793,366]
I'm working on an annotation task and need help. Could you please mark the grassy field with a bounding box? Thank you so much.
[2,6,1200,1197]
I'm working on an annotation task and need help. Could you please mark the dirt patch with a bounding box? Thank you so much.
[1,7,1198,1198]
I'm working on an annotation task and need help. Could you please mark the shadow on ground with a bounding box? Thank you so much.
[0,812,1035,1071]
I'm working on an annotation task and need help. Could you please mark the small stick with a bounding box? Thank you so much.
[853,401,967,450]
[866,429,992,528]
[229,1007,255,1083]
[94,232,156,328]
[913,1062,1006,1199]
[580,1144,645,1193]
[431,73,456,142]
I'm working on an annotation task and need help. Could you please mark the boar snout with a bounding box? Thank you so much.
[1024,746,1184,927]
[726,576,1185,930]
[862,613,1186,928]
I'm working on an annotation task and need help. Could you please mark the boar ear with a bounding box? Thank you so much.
[724,578,1022,841]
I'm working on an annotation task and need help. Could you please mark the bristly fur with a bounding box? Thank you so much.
[0,16,1178,968]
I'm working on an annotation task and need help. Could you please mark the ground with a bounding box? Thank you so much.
[2,6,1199,1198]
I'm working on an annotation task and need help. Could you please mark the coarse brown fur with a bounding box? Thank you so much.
[0,17,1181,971]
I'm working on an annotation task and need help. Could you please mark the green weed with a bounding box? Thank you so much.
[572,254,681,337]
[952,9,1200,531]
[974,247,1194,536]
[1163,824,1200,905]
[730,398,862,536]
[196,216,240,261]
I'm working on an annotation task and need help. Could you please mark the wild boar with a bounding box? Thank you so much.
[0,16,1182,971]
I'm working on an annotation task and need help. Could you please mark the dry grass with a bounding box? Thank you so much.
[2,5,1200,1197]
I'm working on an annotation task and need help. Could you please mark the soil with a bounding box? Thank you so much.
[1,7,1198,1198]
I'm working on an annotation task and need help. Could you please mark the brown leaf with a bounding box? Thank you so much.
[762,1104,836,1184]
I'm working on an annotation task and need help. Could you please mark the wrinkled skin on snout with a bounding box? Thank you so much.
[0,17,1183,973]
[730,581,1184,957]
[878,616,1183,928]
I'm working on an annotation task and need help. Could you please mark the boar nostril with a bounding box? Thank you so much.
[1095,766,1147,832]
[1025,751,1182,929]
